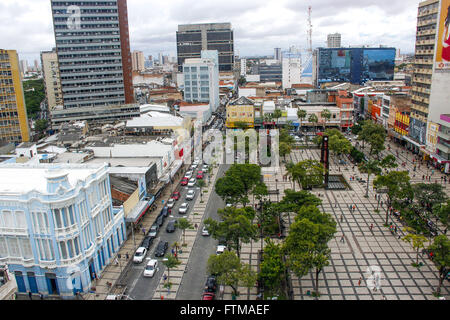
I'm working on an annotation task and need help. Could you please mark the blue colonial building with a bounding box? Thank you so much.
[0,163,126,298]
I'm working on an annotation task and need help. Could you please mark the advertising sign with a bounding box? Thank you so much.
[436,0,450,70]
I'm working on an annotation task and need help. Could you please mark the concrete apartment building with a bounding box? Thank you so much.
[49,0,134,115]
[282,50,302,90]
[131,50,145,72]
[41,49,63,111]
[0,49,30,144]
[327,33,342,48]
[183,50,220,112]
[176,23,234,72]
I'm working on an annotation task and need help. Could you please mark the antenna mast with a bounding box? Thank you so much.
[307,6,313,54]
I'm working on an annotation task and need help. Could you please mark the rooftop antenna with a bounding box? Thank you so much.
[307,6,313,55]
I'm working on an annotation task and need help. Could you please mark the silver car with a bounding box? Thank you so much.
[186,189,196,200]
[179,202,189,214]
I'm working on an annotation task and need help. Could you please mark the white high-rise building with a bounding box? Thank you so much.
[240,58,247,76]
[132,51,145,72]
[327,33,342,48]
[282,50,302,90]
[183,50,219,112]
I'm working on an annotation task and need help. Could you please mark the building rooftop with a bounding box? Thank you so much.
[0,163,106,195]
[126,111,184,128]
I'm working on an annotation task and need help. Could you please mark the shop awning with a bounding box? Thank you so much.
[402,136,425,148]
[125,198,154,224]
[431,153,450,164]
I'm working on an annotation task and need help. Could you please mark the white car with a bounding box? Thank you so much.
[193,160,200,166]
[184,171,193,179]
[216,245,226,255]
[202,226,210,236]
[190,164,197,171]
[186,189,196,200]
[179,202,189,214]
[188,178,196,187]
[133,247,147,263]
[167,198,176,209]
[202,164,209,171]
[143,259,158,278]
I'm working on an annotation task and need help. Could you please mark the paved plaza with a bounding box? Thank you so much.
[229,144,449,300]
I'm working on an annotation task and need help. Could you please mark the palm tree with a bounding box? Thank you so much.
[177,218,193,245]
[297,109,307,134]
[285,162,298,191]
[273,109,282,128]
[308,113,319,136]
[321,109,331,132]
[162,254,181,289]
[197,179,206,202]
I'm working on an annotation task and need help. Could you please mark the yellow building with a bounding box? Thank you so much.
[0,49,30,143]
[226,96,255,128]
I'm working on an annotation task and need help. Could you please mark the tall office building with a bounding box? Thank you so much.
[282,50,302,89]
[19,60,28,75]
[176,23,234,72]
[132,50,145,72]
[274,48,282,62]
[327,33,342,48]
[409,0,441,148]
[50,0,133,110]
[0,49,30,143]
[41,49,63,110]
[183,50,220,111]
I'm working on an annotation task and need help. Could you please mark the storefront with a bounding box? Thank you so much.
[430,153,450,174]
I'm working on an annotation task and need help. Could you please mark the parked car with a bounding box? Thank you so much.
[181,177,189,186]
[141,236,154,250]
[133,247,147,263]
[188,178,196,187]
[149,224,159,238]
[171,191,181,200]
[167,198,176,209]
[202,226,210,236]
[156,215,164,227]
[184,171,193,179]
[190,164,197,171]
[160,206,169,218]
[202,164,209,171]
[196,171,204,179]
[204,275,217,293]
[216,245,226,255]
[179,202,189,214]
[186,189,196,200]
[154,241,168,257]
[202,292,215,300]
[143,259,158,278]
[166,220,176,233]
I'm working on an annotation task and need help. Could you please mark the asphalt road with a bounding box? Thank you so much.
[176,163,230,300]
[123,173,202,300]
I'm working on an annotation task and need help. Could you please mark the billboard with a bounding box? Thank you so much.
[436,0,450,70]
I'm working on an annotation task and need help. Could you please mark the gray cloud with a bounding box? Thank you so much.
[0,0,421,63]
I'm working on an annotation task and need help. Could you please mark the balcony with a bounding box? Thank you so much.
[39,260,58,269]
[54,224,79,238]
[0,227,28,236]
[84,244,95,258]
[59,254,83,266]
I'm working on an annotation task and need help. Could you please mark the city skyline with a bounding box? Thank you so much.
[1,0,421,64]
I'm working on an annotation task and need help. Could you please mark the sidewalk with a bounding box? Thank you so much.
[152,165,220,300]
[81,165,189,300]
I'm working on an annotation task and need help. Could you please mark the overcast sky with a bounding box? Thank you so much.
[0,0,421,63]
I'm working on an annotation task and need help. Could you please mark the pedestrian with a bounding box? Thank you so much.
[39,292,44,300]
[142,228,146,235]
[422,175,425,181]
[370,223,373,231]
[382,295,386,300]
[195,223,198,229]
[340,215,343,222]
[125,252,129,260]
[353,204,356,211]
[340,235,345,243]
[358,276,362,286]
[28,291,32,300]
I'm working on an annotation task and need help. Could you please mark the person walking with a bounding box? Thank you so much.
[340,235,345,243]
[340,215,343,223]
[358,276,362,286]
[39,292,44,300]
[28,291,32,300]
[142,228,146,235]
[370,223,373,231]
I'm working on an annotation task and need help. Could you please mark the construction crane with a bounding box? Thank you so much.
[307,6,313,55]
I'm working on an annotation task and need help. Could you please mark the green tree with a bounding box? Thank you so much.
[427,235,450,296]
[252,182,268,205]
[279,189,322,214]
[197,179,206,202]
[273,109,282,127]
[374,171,413,225]
[294,159,326,190]
[434,200,450,229]
[177,218,193,245]
[283,206,337,296]
[215,175,246,205]
[23,79,45,119]
[35,119,49,134]
[204,206,258,258]
[308,114,319,135]
[207,250,257,297]
[225,164,261,203]
[412,183,448,222]
[279,142,292,161]
[234,121,249,130]
[320,109,332,132]
[359,155,397,198]
[238,76,247,87]
[402,228,429,266]
[259,239,286,296]
[162,254,181,288]
[357,120,386,157]
[297,109,307,133]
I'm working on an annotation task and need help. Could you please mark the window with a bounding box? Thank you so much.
[59,241,68,260]
[32,212,49,234]
[0,237,7,258]
[20,238,33,259]
[1,210,13,228]
[37,239,54,261]
[7,238,20,257]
